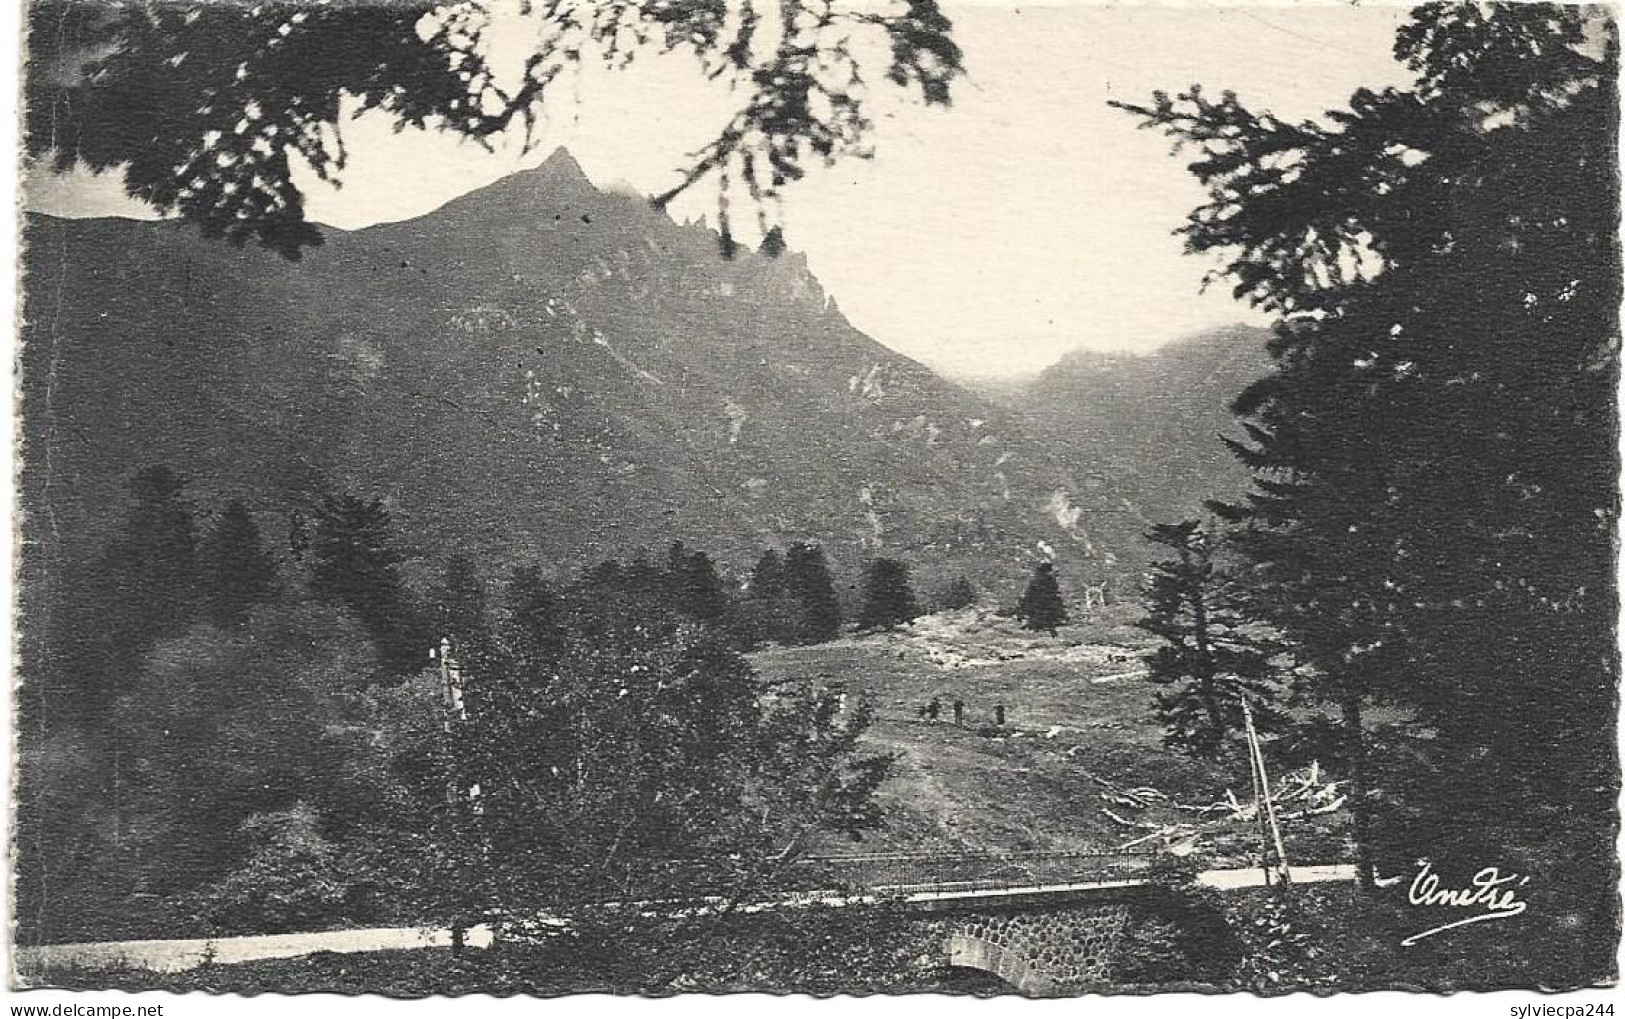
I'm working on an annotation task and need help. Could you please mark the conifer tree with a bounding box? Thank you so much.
[624,554,664,593]
[109,465,202,631]
[502,566,564,668]
[749,548,787,597]
[201,499,278,627]
[784,543,842,644]
[624,553,673,618]
[309,494,423,675]
[569,557,684,641]
[939,576,977,612]
[431,554,488,654]
[568,559,628,640]
[733,549,796,647]
[1138,521,1285,758]
[581,559,626,594]
[1016,562,1067,635]
[61,465,206,718]
[665,540,691,580]
[858,558,920,631]
[91,466,204,684]
[668,543,728,625]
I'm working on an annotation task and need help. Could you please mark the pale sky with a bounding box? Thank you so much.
[25,0,1415,375]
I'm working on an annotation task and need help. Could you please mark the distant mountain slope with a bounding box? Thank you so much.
[1017,326,1275,525]
[948,370,1041,408]
[20,149,1143,593]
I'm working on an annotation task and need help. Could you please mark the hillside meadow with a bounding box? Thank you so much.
[756,606,1352,867]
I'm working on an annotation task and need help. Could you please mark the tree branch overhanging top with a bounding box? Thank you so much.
[27,0,964,259]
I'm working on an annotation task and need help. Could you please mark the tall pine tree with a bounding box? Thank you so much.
[502,566,565,669]
[1016,562,1067,635]
[734,549,796,647]
[201,499,277,627]
[84,466,204,710]
[858,558,920,631]
[309,494,424,675]
[784,543,842,644]
[668,542,728,626]
[939,576,977,612]
[1138,521,1286,758]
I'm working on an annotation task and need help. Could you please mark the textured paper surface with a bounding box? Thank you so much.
[10,0,1620,1003]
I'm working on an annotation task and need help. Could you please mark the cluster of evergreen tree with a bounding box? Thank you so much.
[531,541,733,646]
[734,543,843,647]
[18,467,425,942]
[306,494,427,675]
[17,468,505,942]
[31,467,287,730]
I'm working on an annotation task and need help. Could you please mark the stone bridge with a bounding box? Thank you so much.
[945,903,1134,994]
[805,853,1357,995]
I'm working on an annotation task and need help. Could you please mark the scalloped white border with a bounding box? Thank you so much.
[0,1,1618,1016]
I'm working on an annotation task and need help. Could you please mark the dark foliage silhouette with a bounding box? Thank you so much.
[309,494,426,675]
[201,499,279,627]
[669,541,729,625]
[938,575,977,611]
[1016,561,1067,635]
[1137,521,1287,758]
[27,0,962,258]
[858,557,920,631]
[429,554,490,654]
[784,542,842,644]
[61,466,205,719]
[501,565,567,669]
[1119,1,1618,983]
[734,548,799,648]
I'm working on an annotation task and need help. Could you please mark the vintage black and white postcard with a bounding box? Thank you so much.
[8,0,1620,1002]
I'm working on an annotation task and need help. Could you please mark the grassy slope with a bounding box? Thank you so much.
[754,606,1345,865]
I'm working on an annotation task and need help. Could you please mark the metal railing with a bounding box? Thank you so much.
[494,850,1161,921]
[791,849,1158,896]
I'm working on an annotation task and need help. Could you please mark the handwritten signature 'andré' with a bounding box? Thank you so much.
[1384,860,1530,946]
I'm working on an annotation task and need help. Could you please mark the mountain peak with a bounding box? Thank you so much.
[532,146,593,188]
[411,146,602,227]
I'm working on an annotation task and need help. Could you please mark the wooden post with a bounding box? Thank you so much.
[1242,699,1291,891]
[1243,701,1272,888]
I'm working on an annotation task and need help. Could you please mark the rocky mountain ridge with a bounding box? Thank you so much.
[21,149,1142,595]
